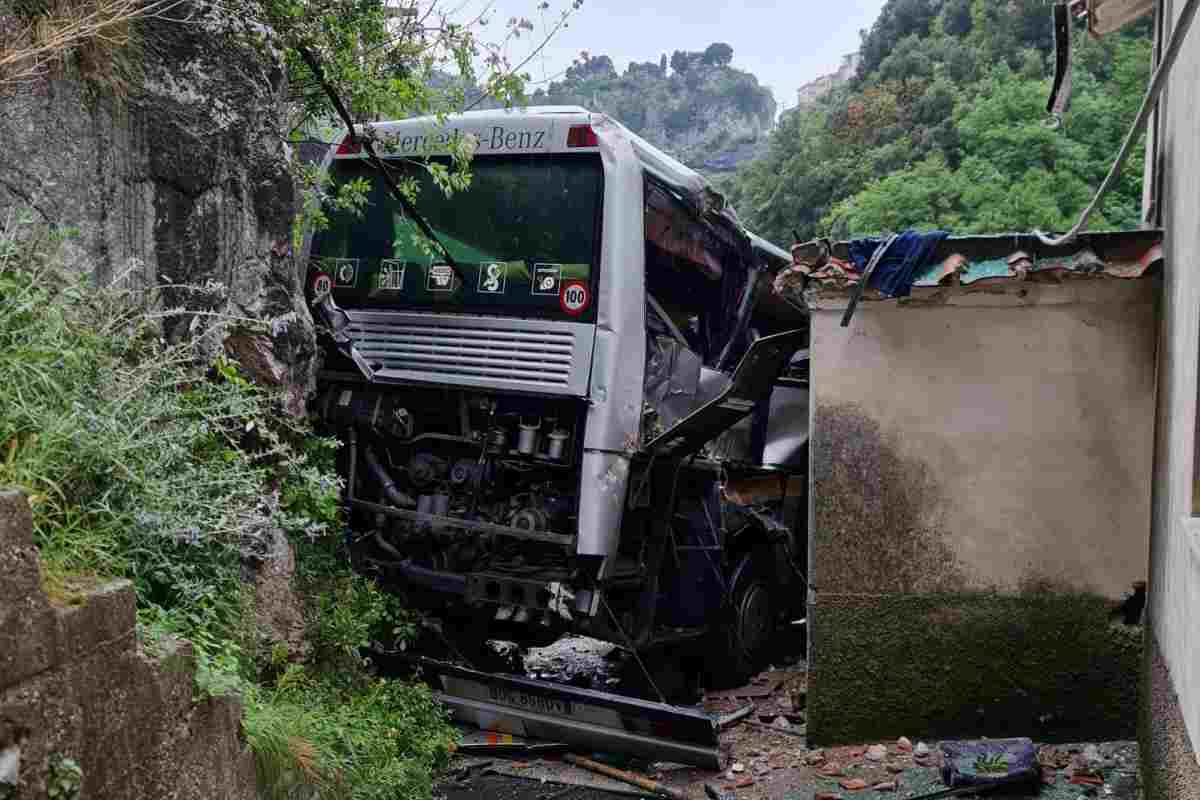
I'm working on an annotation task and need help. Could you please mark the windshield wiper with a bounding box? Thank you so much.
[296,45,466,287]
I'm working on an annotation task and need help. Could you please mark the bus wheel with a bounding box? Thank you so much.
[706,573,776,688]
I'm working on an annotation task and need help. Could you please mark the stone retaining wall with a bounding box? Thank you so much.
[0,489,256,799]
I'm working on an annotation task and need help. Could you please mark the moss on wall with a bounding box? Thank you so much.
[811,403,968,594]
[807,589,1141,745]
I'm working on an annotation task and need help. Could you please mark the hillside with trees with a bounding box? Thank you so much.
[528,44,776,170]
[723,0,1153,243]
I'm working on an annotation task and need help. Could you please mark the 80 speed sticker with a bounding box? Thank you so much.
[559,280,590,316]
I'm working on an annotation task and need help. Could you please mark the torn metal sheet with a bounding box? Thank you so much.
[643,328,808,460]
[416,657,725,770]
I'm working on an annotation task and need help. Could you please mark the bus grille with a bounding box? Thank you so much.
[345,312,594,396]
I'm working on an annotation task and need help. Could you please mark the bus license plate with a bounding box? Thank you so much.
[489,687,574,717]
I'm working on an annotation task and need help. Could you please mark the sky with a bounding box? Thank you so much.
[457,0,890,115]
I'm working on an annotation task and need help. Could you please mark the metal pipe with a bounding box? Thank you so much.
[350,498,575,546]
[563,754,688,800]
[371,531,405,560]
[367,552,469,596]
[363,447,416,508]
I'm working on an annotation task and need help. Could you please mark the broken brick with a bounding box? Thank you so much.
[839,778,870,791]
[872,781,899,792]
[815,794,842,800]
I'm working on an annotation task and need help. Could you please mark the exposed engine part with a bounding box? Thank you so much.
[415,493,450,517]
[510,507,549,532]
[450,458,481,487]
[488,427,508,450]
[364,447,415,507]
[517,420,540,455]
[408,452,447,489]
[321,386,415,439]
[332,385,585,594]
[546,428,570,461]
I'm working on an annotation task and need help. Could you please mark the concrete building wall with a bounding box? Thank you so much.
[806,279,1156,744]
[1140,0,1200,787]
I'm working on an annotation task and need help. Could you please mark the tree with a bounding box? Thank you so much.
[727,0,1152,245]
[565,53,617,83]
[702,42,734,67]
[264,0,583,132]
[670,50,692,74]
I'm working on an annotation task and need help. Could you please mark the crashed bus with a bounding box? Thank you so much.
[304,106,810,686]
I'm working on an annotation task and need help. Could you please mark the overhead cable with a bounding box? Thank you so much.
[1036,0,1200,246]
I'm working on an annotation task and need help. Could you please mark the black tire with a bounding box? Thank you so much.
[704,571,777,688]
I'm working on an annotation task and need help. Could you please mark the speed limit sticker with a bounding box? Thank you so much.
[560,280,590,315]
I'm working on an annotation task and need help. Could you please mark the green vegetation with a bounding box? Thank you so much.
[725,0,1153,242]
[45,757,82,800]
[0,215,454,799]
[974,752,1010,774]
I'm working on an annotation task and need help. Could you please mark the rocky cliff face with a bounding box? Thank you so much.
[0,0,314,415]
[526,57,776,172]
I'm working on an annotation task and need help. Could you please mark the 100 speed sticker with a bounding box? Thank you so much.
[559,280,590,315]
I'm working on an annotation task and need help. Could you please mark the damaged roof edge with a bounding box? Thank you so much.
[612,117,791,267]
[782,229,1163,308]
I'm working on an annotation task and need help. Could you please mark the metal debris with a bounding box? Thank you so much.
[414,655,725,769]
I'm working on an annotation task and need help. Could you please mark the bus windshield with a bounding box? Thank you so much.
[311,154,603,321]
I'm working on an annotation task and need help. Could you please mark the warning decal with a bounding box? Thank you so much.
[560,280,590,316]
[311,272,333,297]
[532,264,562,296]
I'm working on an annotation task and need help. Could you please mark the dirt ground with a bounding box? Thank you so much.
[434,636,1139,800]
[438,736,1139,800]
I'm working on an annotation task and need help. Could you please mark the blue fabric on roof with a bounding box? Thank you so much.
[846,230,950,298]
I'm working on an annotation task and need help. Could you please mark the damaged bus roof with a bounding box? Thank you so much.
[332,105,789,267]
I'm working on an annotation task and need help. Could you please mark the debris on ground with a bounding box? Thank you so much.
[940,738,1040,789]
[435,636,1139,800]
[564,753,687,799]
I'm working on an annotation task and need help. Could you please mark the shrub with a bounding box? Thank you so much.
[0,214,453,799]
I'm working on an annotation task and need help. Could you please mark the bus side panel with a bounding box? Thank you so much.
[575,115,647,576]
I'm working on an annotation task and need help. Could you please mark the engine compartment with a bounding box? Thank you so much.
[321,384,587,589]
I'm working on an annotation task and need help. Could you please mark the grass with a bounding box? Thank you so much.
[0,212,455,799]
